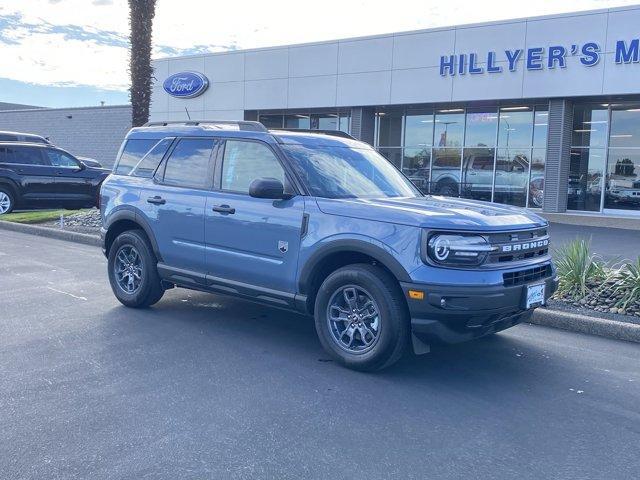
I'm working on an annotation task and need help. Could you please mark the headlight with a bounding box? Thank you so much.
[426,234,493,266]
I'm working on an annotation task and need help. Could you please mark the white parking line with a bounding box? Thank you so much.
[46,287,87,301]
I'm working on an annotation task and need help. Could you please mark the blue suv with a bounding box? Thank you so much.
[101,120,557,371]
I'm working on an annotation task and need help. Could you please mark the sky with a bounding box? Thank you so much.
[0,0,638,108]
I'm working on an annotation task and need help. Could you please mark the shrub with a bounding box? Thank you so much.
[612,257,640,309]
[554,239,606,299]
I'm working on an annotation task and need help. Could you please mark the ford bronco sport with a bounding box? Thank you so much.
[101,120,557,371]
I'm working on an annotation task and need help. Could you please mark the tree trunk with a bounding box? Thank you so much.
[129,0,157,127]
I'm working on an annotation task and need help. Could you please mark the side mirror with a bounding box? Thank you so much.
[249,177,290,199]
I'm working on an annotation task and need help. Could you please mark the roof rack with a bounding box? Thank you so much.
[270,128,356,140]
[143,120,268,132]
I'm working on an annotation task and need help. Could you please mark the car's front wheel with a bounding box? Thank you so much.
[314,264,410,371]
[108,230,164,308]
[0,187,15,215]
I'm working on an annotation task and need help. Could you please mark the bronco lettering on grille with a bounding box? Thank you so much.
[501,239,549,253]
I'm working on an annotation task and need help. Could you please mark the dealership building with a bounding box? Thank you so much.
[157,6,635,217]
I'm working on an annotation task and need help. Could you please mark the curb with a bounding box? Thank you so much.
[0,220,101,247]
[530,307,640,343]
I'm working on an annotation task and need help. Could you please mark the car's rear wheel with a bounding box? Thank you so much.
[314,264,410,371]
[108,230,164,308]
[0,188,15,215]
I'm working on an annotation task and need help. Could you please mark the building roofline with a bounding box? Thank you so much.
[0,104,131,114]
[152,5,639,62]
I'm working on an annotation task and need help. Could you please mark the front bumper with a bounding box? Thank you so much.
[401,273,558,344]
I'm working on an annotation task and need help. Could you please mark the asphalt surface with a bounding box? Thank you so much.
[549,222,640,262]
[1,230,639,480]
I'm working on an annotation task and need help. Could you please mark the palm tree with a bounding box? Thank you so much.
[128,0,157,127]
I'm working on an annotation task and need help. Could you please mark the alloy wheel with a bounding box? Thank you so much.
[0,192,11,214]
[326,285,381,354]
[114,245,143,294]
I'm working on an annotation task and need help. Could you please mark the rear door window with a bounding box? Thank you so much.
[114,139,161,175]
[161,138,215,189]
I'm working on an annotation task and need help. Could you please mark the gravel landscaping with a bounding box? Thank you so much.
[39,209,102,235]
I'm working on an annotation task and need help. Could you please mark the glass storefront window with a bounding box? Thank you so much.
[460,147,495,201]
[533,108,549,149]
[434,111,464,147]
[498,108,534,147]
[377,111,403,147]
[529,148,546,208]
[377,147,402,168]
[259,115,284,129]
[493,148,530,207]
[609,106,640,148]
[605,149,640,211]
[312,114,338,130]
[431,148,462,196]
[402,148,431,193]
[339,115,350,133]
[285,115,310,129]
[568,148,605,212]
[404,109,433,148]
[572,105,608,148]
[464,110,498,147]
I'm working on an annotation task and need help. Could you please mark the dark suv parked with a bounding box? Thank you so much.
[100,120,557,371]
[0,142,110,214]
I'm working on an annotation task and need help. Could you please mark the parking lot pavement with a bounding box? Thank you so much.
[549,222,640,262]
[1,230,639,480]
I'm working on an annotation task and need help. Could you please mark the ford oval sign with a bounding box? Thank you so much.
[163,71,209,98]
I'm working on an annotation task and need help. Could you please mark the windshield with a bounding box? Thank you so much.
[282,144,421,199]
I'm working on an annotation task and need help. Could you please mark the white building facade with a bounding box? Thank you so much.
[150,6,640,216]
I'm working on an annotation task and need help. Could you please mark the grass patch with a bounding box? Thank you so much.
[0,209,89,224]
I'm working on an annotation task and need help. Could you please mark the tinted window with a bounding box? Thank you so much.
[163,138,214,189]
[0,134,17,142]
[131,138,173,178]
[46,150,79,168]
[114,139,160,175]
[222,140,285,193]
[13,147,46,165]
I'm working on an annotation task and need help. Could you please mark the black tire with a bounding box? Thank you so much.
[314,264,410,371]
[0,186,15,215]
[108,229,164,308]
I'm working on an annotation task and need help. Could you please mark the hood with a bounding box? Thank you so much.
[315,195,547,231]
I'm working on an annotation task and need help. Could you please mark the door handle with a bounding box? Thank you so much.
[147,196,166,205]
[211,204,235,214]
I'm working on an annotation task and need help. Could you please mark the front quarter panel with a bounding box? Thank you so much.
[297,198,421,292]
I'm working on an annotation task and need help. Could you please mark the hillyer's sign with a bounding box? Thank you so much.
[163,71,209,98]
[439,39,640,76]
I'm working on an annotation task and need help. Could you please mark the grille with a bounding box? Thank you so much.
[503,265,551,287]
[486,227,549,264]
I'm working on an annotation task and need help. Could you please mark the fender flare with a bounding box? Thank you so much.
[104,207,162,261]
[298,239,412,295]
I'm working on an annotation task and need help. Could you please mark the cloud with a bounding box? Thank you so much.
[1,0,639,94]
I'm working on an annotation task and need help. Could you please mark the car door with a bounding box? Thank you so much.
[8,146,59,200]
[139,137,217,275]
[44,148,94,202]
[204,139,305,295]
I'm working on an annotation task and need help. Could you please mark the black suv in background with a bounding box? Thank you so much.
[0,142,110,215]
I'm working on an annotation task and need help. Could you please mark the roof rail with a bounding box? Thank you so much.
[143,120,268,132]
[270,128,356,140]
